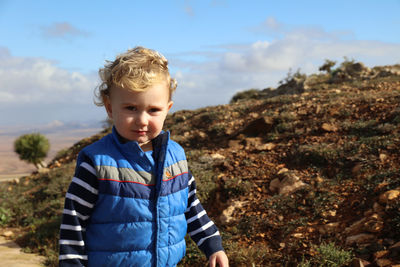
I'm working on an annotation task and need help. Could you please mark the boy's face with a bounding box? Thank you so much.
[104,82,173,150]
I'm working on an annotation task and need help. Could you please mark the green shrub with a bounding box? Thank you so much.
[319,59,337,73]
[0,207,12,225]
[224,242,271,266]
[14,133,50,169]
[292,144,342,167]
[230,89,261,103]
[185,150,218,207]
[299,242,353,267]
[314,242,353,266]
[279,68,307,85]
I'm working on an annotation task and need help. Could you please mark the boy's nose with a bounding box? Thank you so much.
[136,112,148,126]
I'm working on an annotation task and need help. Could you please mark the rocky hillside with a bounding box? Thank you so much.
[1,60,400,266]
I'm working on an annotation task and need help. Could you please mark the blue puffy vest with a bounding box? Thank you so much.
[77,128,189,267]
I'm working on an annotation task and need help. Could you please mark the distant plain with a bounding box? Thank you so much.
[0,127,101,179]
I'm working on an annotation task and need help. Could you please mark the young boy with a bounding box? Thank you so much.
[59,47,229,267]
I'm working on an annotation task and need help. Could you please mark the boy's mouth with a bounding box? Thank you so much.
[134,130,147,135]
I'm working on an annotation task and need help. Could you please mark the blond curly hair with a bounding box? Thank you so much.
[95,46,177,106]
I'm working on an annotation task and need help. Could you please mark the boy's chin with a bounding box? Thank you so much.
[139,140,153,151]
[123,132,150,143]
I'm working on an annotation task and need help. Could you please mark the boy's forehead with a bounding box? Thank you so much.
[112,74,168,89]
[109,82,171,100]
[111,81,169,93]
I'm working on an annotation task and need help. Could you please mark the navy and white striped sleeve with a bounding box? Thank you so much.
[59,155,98,267]
[185,173,224,258]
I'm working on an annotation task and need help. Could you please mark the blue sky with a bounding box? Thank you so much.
[1,0,400,128]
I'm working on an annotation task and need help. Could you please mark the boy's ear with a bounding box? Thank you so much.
[167,101,173,111]
[104,96,113,118]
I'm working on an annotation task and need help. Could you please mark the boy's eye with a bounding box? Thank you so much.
[125,106,137,111]
[149,108,161,113]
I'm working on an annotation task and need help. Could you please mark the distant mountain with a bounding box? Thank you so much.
[0,120,103,136]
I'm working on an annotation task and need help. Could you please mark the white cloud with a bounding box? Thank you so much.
[183,0,195,16]
[0,48,97,105]
[41,22,89,39]
[170,17,400,111]
[0,47,102,126]
[262,17,284,33]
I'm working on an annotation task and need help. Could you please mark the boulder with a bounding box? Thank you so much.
[321,122,339,132]
[240,116,274,137]
[389,241,400,254]
[318,222,341,235]
[351,258,369,267]
[379,189,400,205]
[2,231,14,237]
[219,200,247,225]
[228,139,242,150]
[244,137,276,151]
[210,153,225,160]
[269,178,281,193]
[344,213,384,235]
[345,233,376,246]
[269,169,307,195]
[375,258,393,267]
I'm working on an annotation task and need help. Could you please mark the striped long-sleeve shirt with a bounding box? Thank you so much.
[59,156,223,266]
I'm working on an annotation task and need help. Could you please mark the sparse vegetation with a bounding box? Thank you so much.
[278,68,307,85]
[0,207,12,226]
[301,242,353,267]
[0,163,75,266]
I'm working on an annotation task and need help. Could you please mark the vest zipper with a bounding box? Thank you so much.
[153,133,169,267]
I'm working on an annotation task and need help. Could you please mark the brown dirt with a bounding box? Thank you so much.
[0,235,45,267]
[0,174,31,183]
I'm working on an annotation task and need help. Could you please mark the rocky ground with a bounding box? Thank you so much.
[1,60,400,266]
[166,61,400,266]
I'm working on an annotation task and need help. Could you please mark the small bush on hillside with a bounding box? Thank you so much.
[230,88,261,103]
[290,144,343,168]
[279,68,307,85]
[339,56,356,70]
[319,59,337,73]
[299,242,353,266]
[14,133,50,169]
[315,242,353,266]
